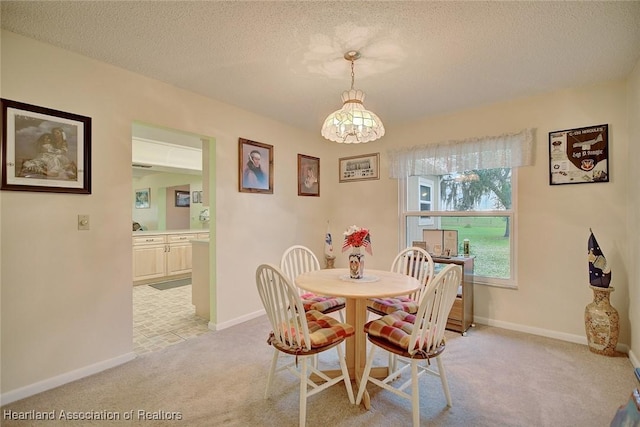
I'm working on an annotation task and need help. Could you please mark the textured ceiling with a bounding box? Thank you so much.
[2,1,640,135]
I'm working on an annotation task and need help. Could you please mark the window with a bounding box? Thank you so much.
[401,168,516,287]
[389,129,533,288]
[418,178,433,226]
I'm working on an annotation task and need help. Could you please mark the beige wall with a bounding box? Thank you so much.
[626,58,640,366]
[1,30,637,403]
[369,80,632,345]
[0,31,334,401]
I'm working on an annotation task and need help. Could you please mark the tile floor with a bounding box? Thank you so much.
[132,283,211,355]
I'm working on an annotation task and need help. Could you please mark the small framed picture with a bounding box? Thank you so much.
[339,152,380,183]
[175,190,190,207]
[298,154,320,196]
[192,190,200,204]
[135,188,150,209]
[549,124,609,185]
[239,138,273,194]
[432,244,442,256]
[1,98,92,193]
[412,241,427,251]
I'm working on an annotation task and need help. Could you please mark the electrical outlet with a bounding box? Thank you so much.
[78,214,90,231]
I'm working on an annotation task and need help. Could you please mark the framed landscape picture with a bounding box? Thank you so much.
[298,154,319,196]
[238,138,273,194]
[135,188,150,209]
[1,98,92,193]
[175,190,190,207]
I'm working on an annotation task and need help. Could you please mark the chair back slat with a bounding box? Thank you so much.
[390,247,434,303]
[256,263,311,351]
[280,245,321,294]
[409,264,461,355]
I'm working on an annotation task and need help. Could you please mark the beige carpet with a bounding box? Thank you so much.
[2,318,637,426]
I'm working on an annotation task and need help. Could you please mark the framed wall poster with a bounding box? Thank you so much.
[175,190,190,207]
[1,98,91,193]
[298,154,320,196]
[339,152,380,183]
[549,124,609,185]
[238,138,273,194]
[135,188,150,209]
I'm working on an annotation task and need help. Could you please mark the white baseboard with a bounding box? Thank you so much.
[628,349,639,368]
[1,352,136,406]
[474,316,630,355]
[214,308,266,331]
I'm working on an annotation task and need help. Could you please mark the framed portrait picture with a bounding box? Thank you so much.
[338,152,380,183]
[192,190,200,204]
[175,190,190,207]
[298,154,320,196]
[1,98,91,193]
[135,188,150,209]
[549,124,609,185]
[238,138,273,194]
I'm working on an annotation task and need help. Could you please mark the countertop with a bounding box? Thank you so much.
[132,229,209,236]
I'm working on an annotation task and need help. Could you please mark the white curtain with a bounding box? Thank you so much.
[387,128,535,178]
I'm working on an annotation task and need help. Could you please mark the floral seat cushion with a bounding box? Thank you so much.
[368,296,419,315]
[300,292,346,313]
[364,310,418,350]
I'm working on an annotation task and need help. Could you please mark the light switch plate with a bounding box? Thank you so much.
[78,214,90,231]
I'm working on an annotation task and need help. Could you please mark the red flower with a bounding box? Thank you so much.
[342,225,373,254]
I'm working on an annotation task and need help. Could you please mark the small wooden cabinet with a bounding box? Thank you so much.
[132,232,197,284]
[433,256,474,335]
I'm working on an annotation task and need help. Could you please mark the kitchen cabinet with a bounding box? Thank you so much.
[133,231,197,284]
[132,235,167,283]
[166,233,196,276]
[433,256,474,335]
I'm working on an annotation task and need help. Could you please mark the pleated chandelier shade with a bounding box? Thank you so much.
[321,51,385,144]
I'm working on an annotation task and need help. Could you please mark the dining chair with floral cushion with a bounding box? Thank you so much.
[356,263,462,427]
[256,263,354,427]
[367,246,435,318]
[280,245,346,322]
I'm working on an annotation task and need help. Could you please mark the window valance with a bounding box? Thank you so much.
[387,128,535,178]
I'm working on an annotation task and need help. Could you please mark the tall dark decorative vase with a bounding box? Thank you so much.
[348,247,364,279]
[584,285,619,356]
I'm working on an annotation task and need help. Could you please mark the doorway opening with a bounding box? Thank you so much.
[131,121,214,354]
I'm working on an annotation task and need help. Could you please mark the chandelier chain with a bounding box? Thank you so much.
[350,59,355,90]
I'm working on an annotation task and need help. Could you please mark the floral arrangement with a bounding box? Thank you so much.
[342,225,373,255]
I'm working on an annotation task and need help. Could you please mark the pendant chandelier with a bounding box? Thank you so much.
[321,51,385,144]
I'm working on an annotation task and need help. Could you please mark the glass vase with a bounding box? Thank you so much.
[348,247,365,279]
